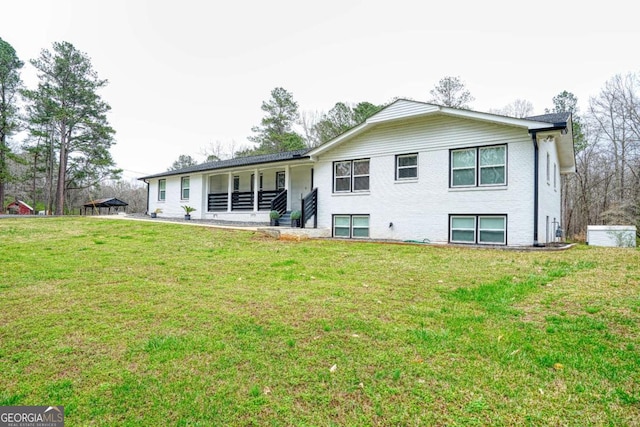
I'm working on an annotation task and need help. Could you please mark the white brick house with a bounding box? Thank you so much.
[139,99,575,247]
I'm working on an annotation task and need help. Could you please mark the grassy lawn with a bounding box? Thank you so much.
[0,217,638,426]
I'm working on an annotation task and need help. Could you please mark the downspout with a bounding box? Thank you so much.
[142,179,149,215]
[530,132,540,246]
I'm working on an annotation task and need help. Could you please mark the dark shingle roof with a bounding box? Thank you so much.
[525,112,571,126]
[84,198,128,207]
[139,149,310,180]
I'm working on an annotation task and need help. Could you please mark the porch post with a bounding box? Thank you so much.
[285,165,291,211]
[227,172,233,212]
[253,168,259,211]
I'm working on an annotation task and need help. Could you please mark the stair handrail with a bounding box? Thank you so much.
[270,189,287,216]
[301,188,318,229]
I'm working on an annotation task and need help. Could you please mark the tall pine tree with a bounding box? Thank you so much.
[242,87,305,156]
[23,41,119,215]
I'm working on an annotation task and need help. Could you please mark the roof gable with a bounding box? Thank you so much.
[307,99,575,173]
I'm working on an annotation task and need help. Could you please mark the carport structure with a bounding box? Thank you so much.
[83,198,128,215]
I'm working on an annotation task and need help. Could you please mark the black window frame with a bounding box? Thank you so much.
[333,159,370,193]
[332,214,370,239]
[449,144,507,188]
[395,153,418,181]
[449,214,508,245]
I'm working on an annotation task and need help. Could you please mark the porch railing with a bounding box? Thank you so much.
[208,193,228,211]
[207,190,283,212]
[301,188,318,229]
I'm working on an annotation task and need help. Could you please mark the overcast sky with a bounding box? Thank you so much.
[3,0,639,181]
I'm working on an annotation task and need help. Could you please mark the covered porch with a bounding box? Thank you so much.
[204,163,317,227]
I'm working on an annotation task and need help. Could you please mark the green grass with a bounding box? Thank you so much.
[0,217,639,426]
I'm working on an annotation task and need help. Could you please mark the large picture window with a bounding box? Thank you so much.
[451,145,506,187]
[333,159,370,192]
[158,179,166,201]
[181,177,190,200]
[396,153,418,180]
[450,215,506,245]
[333,215,370,238]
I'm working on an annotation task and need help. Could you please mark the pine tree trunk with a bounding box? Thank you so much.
[55,128,67,215]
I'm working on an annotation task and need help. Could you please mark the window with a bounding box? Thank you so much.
[276,171,285,191]
[553,163,557,190]
[396,154,418,180]
[181,177,190,200]
[450,145,506,187]
[479,146,506,185]
[546,153,551,183]
[233,176,239,192]
[450,215,506,245]
[333,159,370,192]
[478,216,506,244]
[333,215,370,238]
[158,179,166,201]
[451,149,476,186]
[450,216,476,243]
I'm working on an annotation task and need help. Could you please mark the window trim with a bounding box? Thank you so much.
[395,153,418,181]
[181,176,190,200]
[451,148,477,187]
[450,144,507,188]
[158,179,166,201]
[546,152,551,184]
[478,215,507,245]
[332,214,370,239]
[450,215,476,243]
[276,171,286,191]
[333,159,370,193]
[449,214,507,245]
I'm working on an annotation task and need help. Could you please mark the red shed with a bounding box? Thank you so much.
[6,200,34,215]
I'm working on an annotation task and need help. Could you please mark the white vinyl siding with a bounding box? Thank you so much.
[396,153,418,180]
[312,113,540,245]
